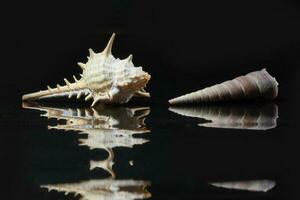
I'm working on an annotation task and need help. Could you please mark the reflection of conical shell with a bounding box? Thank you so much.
[169,103,278,130]
[210,180,276,192]
[169,69,278,104]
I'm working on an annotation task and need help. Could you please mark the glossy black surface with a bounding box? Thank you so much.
[0,94,298,199]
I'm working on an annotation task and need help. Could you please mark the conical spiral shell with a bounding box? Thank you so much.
[169,69,278,104]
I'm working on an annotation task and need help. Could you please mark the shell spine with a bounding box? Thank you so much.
[22,33,151,106]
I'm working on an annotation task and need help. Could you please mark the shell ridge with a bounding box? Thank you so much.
[22,33,150,106]
[169,69,278,104]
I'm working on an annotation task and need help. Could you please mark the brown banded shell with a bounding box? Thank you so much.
[169,69,278,104]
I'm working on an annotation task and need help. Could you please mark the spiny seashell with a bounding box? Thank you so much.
[41,179,151,200]
[210,180,276,192]
[169,103,278,130]
[22,33,151,106]
[169,69,278,104]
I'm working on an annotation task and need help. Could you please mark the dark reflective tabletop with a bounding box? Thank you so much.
[0,96,298,200]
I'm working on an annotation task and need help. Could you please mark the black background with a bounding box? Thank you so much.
[1,0,300,102]
[1,1,300,199]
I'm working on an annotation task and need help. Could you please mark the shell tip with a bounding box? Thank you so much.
[168,99,175,104]
[102,33,116,56]
[88,48,95,57]
[127,54,133,62]
[77,62,86,70]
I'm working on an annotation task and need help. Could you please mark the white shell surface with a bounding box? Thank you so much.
[22,33,151,107]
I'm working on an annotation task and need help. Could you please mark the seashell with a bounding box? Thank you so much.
[169,103,278,130]
[41,179,151,200]
[22,33,151,106]
[169,69,278,104]
[210,180,276,192]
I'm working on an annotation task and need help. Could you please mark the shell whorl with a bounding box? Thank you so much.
[22,33,151,106]
[169,69,278,104]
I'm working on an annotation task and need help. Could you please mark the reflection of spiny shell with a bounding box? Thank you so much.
[22,102,150,133]
[169,103,278,130]
[22,33,151,106]
[22,102,150,174]
[89,147,115,178]
[78,130,149,149]
[22,103,150,149]
[210,180,276,192]
[169,69,278,104]
[41,179,151,200]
